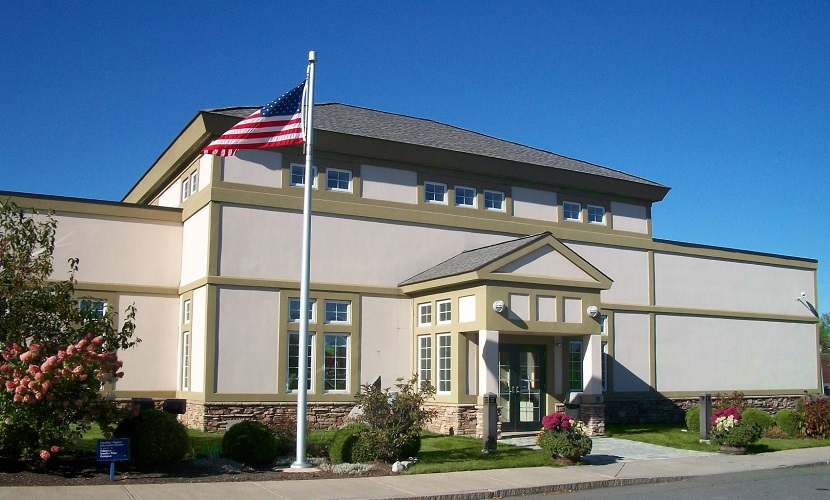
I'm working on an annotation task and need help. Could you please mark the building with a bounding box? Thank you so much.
[4,103,821,435]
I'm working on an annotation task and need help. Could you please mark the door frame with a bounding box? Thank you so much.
[498,344,546,432]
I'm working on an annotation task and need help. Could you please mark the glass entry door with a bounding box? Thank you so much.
[498,345,545,432]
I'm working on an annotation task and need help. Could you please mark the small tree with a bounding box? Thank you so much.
[0,200,139,460]
[820,313,830,354]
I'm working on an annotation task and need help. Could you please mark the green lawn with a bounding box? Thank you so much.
[404,432,551,474]
[77,424,223,454]
[605,423,830,454]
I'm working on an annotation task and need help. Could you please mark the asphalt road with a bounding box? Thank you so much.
[513,464,830,499]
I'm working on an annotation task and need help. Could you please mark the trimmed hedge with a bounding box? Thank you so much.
[222,421,278,467]
[775,409,800,437]
[685,405,700,432]
[329,424,367,464]
[114,409,189,469]
[741,408,773,430]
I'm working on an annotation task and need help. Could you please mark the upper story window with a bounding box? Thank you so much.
[183,299,192,324]
[563,201,582,221]
[288,298,316,322]
[569,340,583,391]
[600,315,608,335]
[190,171,198,196]
[324,300,350,324]
[181,177,190,202]
[78,298,107,319]
[326,168,352,192]
[290,164,318,188]
[454,186,476,208]
[437,299,452,324]
[588,205,606,225]
[483,190,505,211]
[424,182,447,204]
[418,303,432,326]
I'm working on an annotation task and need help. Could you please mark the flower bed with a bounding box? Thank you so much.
[535,412,592,461]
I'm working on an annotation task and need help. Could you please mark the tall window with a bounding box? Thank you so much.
[418,335,432,390]
[418,303,432,326]
[569,340,583,391]
[190,171,198,196]
[437,334,451,393]
[324,334,349,392]
[290,164,318,188]
[183,299,191,324]
[181,177,189,202]
[287,331,314,392]
[588,205,605,224]
[78,298,107,318]
[563,201,582,221]
[601,341,608,392]
[424,182,447,204]
[483,190,504,211]
[181,331,191,390]
[600,315,608,335]
[326,168,352,192]
[437,299,451,324]
[324,300,350,324]
[454,186,476,207]
[288,298,316,322]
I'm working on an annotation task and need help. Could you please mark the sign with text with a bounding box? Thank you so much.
[97,438,130,462]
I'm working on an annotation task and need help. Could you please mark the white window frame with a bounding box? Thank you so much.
[454,186,476,208]
[437,333,451,394]
[437,299,451,324]
[181,177,189,202]
[483,190,505,211]
[600,315,608,335]
[601,341,609,392]
[288,298,317,323]
[424,182,447,204]
[587,204,606,225]
[290,163,318,188]
[181,330,191,391]
[569,340,583,392]
[324,300,350,324]
[287,331,315,393]
[417,303,432,326]
[325,168,352,192]
[563,201,582,221]
[323,333,350,393]
[418,335,432,390]
[183,299,191,324]
[190,171,198,196]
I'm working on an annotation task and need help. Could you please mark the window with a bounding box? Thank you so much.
[454,186,476,208]
[418,303,432,326]
[287,331,315,392]
[588,205,605,224]
[326,168,352,192]
[181,331,191,390]
[437,333,451,393]
[483,190,505,211]
[601,341,609,392]
[324,300,350,324]
[190,171,198,196]
[437,300,451,324]
[418,335,432,390]
[183,299,191,324]
[600,315,608,335]
[78,298,107,318]
[181,177,189,202]
[323,334,349,392]
[288,298,316,322]
[563,201,582,221]
[290,164,318,188]
[424,182,447,204]
[569,340,583,391]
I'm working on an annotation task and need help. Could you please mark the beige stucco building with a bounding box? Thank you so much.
[3,103,821,435]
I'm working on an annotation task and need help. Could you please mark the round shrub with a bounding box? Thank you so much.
[329,423,367,464]
[114,409,189,469]
[349,434,375,464]
[775,409,800,437]
[741,408,773,430]
[685,405,700,432]
[222,421,278,467]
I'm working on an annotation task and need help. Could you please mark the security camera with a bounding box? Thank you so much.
[800,292,807,298]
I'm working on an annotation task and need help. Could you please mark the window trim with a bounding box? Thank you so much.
[181,330,191,391]
[418,335,432,390]
[563,201,582,222]
[436,299,452,324]
[454,185,477,208]
[569,340,583,392]
[483,189,505,212]
[181,177,189,202]
[600,315,608,335]
[424,181,447,204]
[587,204,606,225]
[287,331,315,393]
[601,341,609,392]
[190,171,198,196]
[288,298,317,323]
[325,167,352,193]
[417,303,432,327]
[78,298,108,318]
[290,163,318,188]
[183,299,191,324]
[324,300,350,324]
[437,333,451,394]
[323,333,350,393]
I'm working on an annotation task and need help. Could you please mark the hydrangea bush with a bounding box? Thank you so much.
[536,412,592,459]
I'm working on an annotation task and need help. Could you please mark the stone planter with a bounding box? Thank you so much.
[719,444,748,454]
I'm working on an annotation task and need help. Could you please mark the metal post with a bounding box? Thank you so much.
[699,393,712,441]
[482,392,498,453]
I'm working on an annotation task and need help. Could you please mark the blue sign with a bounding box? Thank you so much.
[97,438,130,462]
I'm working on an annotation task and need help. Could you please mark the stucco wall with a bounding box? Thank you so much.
[116,294,179,391]
[221,150,283,188]
[189,286,207,393]
[612,312,651,392]
[512,186,557,221]
[359,295,412,387]
[610,202,648,234]
[181,206,210,286]
[361,164,418,204]
[567,242,649,306]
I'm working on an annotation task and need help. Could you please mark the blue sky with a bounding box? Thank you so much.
[1,2,827,312]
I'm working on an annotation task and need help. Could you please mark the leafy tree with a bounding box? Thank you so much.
[0,200,139,460]
[820,313,830,354]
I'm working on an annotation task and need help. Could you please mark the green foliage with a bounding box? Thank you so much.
[710,421,763,446]
[685,405,700,432]
[774,409,800,437]
[795,395,830,438]
[820,313,830,353]
[713,391,745,412]
[114,409,189,469]
[536,428,593,458]
[221,420,278,466]
[0,200,139,460]
[329,423,367,464]
[353,375,436,463]
[740,408,773,430]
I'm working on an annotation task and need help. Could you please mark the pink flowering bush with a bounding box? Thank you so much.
[0,201,139,460]
[710,406,762,446]
[536,412,592,459]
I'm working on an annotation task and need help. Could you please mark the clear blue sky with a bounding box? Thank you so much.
[2,2,827,312]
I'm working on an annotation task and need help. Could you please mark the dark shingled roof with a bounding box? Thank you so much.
[398,233,550,286]
[205,103,665,189]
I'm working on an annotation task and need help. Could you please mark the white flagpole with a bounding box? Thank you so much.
[292,50,316,469]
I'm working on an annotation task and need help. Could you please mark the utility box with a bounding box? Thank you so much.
[699,394,712,441]
[482,392,498,453]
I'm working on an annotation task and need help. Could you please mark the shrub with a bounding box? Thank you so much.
[114,409,189,469]
[685,405,700,432]
[536,413,592,458]
[740,408,773,430]
[709,407,762,446]
[774,409,800,437]
[222,420,278,467]
[796,395,830,438]
[329,423,367,464]
[714,391,746,412]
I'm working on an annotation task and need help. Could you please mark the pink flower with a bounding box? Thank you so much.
[50,445,60,454]
[39,450,50,461]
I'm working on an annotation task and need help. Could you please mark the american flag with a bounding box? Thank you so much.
[202,81,306,157]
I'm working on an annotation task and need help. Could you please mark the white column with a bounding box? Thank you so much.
[478,330,499,398]
[583,334,603,395]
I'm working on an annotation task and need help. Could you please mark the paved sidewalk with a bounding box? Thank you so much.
[2,444,829,500]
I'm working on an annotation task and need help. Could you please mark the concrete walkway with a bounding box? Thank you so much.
[2,442,830,500]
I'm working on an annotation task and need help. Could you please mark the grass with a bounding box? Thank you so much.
[76,424,224,454]
[605,423,830,454]
[404,431,551,474]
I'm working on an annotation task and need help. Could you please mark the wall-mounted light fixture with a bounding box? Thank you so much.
[492,300,505,313]
[586,305,599,318]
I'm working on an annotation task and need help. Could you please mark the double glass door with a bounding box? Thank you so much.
[498,345,545,432]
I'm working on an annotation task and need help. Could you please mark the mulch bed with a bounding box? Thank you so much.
[0,452,392,487]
